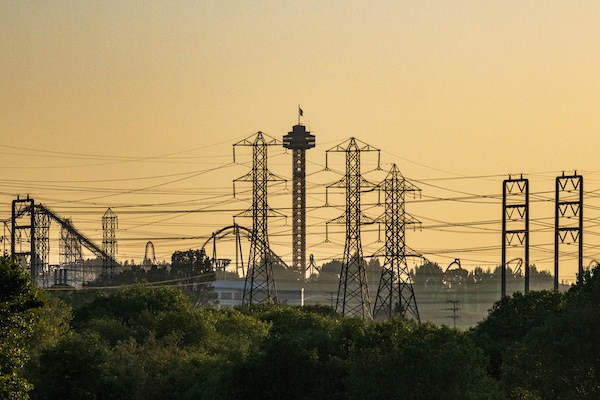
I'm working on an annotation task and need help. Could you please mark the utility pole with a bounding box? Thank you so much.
[446,300,460,329]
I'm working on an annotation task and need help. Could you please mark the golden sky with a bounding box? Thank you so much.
[1,1,599,283]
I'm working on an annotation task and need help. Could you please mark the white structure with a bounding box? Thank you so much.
[211,280,304,309]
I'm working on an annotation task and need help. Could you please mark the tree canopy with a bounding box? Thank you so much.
[3,260,600,399]
[0,256,44,399]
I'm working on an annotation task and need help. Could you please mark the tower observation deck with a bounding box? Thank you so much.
[283,123,316,276]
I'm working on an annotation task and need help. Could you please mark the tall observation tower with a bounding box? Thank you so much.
[283,112,316,276]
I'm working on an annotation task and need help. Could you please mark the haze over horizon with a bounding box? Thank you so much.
[2,1,599,284]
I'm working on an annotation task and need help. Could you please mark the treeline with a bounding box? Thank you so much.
[2,255,600,400]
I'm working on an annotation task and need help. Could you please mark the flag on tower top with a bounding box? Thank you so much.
[299,106,303,116]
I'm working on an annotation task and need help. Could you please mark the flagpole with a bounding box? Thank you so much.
[298,105,301,125]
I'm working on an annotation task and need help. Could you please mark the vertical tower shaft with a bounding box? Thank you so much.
[11,197,35,280]
[555,172,583,289]
[373,164,421,321]
[34,208,51,287]
[102,208,118,281]
[501,175,529,297]
[326,137,379,319]
[234,132,284,305]
[10,198,50,286]
[283,124,315,276]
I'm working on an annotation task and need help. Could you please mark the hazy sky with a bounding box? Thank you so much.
[1,1,599,283]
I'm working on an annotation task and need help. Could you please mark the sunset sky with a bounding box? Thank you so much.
[1,1,599,284]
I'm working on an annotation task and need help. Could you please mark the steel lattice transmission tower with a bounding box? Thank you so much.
[555,172,583,289]
[102,208,118,281]
[326,137,379,320]
[234,132,285,305]
[283,123,315,278]
[501,175,529,297]
[373,164,421,321]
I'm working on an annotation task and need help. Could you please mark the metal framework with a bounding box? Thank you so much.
[59,218,84,286]
[33,209,51,286]
[326,137,379,319]
[102,208,118,281]
[373,164,421,321]
[11,198,117,286]
[202,224,293,281]
[555,172,583,289]
[501,175,529,297]
[234,132,284,305]
[143,241,157,266]
[283,124,315,277]
[10,198,51,285]
[11,197,35,280]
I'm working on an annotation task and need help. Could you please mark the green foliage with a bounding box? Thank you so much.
[171,249,212,280]
[26,289,72,357]
[0,256,44,400]
[315,259,342,282]
[29,284,271,400]
[73,284,192,327]
[229,304,352,400]
[412,261,444,287]
[347,320,504,400]
[470,264,600,399]
[496,265,600,400]
[564,265,600,310]
[31,332,111,400]
[503,308,600,400]
[470,290,563,378]
[25,264,600,400]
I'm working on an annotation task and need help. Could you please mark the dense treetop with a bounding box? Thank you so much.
[2,256,600,399]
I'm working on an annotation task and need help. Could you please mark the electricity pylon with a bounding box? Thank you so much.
[373,164,421,321]
[501,175,529,297]
[234,132,285,305]
[326,137,379,320]
[555,172,583,289]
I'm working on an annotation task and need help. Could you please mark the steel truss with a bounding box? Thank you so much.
[326,137,379,320]
[234,132,285,305]
[555,172,583,289]
[11,197,36,280]
[59,218,84,286]
[373,164,421,321]
[102,208,118,282]
[11,197,117,286]
[501,175,529,297]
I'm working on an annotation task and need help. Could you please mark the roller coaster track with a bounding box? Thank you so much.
[201,224,290,270]
[36,204,119,266]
